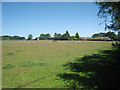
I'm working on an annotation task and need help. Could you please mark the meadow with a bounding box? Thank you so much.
[2,40,112,88]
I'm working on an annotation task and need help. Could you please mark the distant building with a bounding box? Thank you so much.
[85,37,93,39]
[85,36,110,40]
[94,36,110,39]
[80,37,85,39]
[36,37,39,40]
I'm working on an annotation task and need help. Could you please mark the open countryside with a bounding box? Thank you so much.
[2,41,112,88]
[1,1,120,89]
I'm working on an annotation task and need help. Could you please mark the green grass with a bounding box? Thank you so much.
[3,64,14,69]
[6,52,14,55]
[19,61,47,67]
[2,40,112,88]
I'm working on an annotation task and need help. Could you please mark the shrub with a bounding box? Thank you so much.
[86,39,113,41]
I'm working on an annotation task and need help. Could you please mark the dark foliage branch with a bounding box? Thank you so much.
[96,1,120,31]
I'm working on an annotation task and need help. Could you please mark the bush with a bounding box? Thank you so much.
[73,38,84,41]
[86,39,113,41]
[73,38,78,40]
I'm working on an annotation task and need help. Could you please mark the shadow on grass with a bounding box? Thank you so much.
[57,45,120,89]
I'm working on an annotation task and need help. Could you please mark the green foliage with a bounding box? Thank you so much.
[92,32,118,41]
[39,34,45,40]
[96,1,120,31]
[53,31,71,40]
[61,30,71,40]
[61,34,69,40]
[73,38,82,41]
[73,38,78,40]
[1,35,25,40]
[28,34,33,40]
[75,32,80,39]
[70,36,75,40]
[49,37,54,40]
[54,33,62,40]
[11,36,25,40]
[117,31,120,41]
[66,30,70,38]
[1,35,11,40]
[39,33,51,40]
[0,36,2,40]
[105,31,117,40]
[46,33,51,39]
[92,32,106,38]
[86,39,113,41]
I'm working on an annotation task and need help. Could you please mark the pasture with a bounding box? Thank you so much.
[2,40,112,88]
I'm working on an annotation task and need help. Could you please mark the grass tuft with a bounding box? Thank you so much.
[7,53,14,55]
[37,62,46,66]
[3,64,14,69]
[19,61,46,67]
[19,61,35,67]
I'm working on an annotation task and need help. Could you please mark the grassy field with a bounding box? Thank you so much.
[2,40,112,88]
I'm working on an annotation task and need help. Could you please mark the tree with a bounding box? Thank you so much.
[54,33,62,40]
[46,33,51,39]
[28,34,33,40]
[92,32,117,40]
[39,34,46,40]
[75,32,80,39]
[0,36,1,40]
[1,35,11,40]
[20,37,25,40]
[118,31,120,36]
[96,1,120,31]
[1,35,25,40]
[61,30,71,40]
[39,34,44,40]
[54,33,57,39]
[12,36,21,40]
[71,36,75,40]
[57,33,62,39]
[39,33,51,40]
[105,31,117,40]
[66,30,71,38]
[92,32,106,38]
[117,31,120,41]
[61,34,68,40]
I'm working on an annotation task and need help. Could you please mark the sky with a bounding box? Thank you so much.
[2,2,108,39]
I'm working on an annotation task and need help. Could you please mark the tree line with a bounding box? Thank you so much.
[27,30,120,41]
[92,31,120,41]
[1,30,120,41]
[0,30,79,40]
[0,35,25,40]
[29,30,81,40]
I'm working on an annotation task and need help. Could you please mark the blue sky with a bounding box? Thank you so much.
[2,2,107,39]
